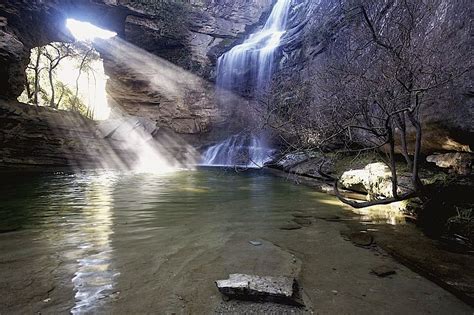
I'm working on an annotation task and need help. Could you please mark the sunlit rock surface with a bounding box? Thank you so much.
[0,100,196,169]
[216,274,302,306]
[0,100,111,167]
[0,0,273,138]
[340,163,413,201]
[427,153,473,176]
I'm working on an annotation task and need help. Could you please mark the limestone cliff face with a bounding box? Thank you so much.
[0,0,273,136]
[0,100,110,167]
[0,0,471,166]
[273,0,472,153]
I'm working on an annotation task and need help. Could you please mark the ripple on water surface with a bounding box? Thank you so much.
[0,168,403,313]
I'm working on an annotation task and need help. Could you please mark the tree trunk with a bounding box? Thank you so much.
[48,66,55,108]
[33,48,42,106]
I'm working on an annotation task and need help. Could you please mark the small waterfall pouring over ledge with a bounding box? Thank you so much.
[201,133,275,168]
[202,0,292,167]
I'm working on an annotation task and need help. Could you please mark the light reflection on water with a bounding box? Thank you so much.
[308,191,406,225]
[0,168,405,313]
[70,172,118,314]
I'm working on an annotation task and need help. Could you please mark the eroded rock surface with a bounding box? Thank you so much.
[216,274,302,306]
[273,0,472,153]
[0,100,110,167]
[427,153,473,175]
[340,163,413,200]
[0,0,273,138]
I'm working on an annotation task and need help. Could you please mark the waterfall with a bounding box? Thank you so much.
[202,134,274,168]
[202,0,292,167]
[217,0,292,92]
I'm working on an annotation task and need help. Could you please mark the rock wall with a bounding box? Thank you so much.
[271,0,472,153]
[0,100,114,168]
[0,0,273,137]
[1,0,472,169]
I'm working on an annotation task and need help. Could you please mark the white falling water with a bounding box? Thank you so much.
[203,0,292,167]
[217,0,292,92]
[202,134,274,168]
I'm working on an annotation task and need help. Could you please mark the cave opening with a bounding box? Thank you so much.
[0,1,472,313]
[16,19,117,120]
[17,41,110,120]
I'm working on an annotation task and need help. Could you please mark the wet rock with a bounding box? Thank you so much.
[215,274,303,306]
[279,223,302,230]
[427,153,472,175]
[315,215,341,222]
[292,218,312,226]
[342,231,374,247]
[292,213,313,219]
[371,265,396,277]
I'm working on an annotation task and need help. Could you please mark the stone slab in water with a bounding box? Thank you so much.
[292,218,312,226]
[371,265,396,277]
[215,274,303,306]
[348,232,374,247]
[279,223,302,230]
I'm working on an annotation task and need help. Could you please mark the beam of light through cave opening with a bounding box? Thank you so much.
[60,24,250,173]
[60,20,206,173]
[96,37,205,101]
[66,19,117,41]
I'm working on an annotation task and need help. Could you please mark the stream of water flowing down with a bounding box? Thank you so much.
[202,0,292,168]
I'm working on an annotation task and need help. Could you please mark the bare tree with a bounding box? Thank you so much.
[264,0,471,208]
[25,47,45,106]
[43,43,73,108]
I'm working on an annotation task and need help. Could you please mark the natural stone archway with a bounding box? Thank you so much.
[0,0,274,135]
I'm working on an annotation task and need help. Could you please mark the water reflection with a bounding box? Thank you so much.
[310,191,406,225]
[70,172,118,314]
[0,168,409,314]
[352,205,406,225]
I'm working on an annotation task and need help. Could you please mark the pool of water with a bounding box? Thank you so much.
[0,168,404,313]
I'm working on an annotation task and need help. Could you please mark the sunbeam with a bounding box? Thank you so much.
[66,19,117,41]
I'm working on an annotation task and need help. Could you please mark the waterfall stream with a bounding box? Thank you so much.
[217,0,292,92]
[202,0,292,167]
[202,134,274,168]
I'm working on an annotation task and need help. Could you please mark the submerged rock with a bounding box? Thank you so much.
[215,274,303,306]
[292,218,312,226]
[315,215,341,222]
[371,265,396,277]
[279,223,302,230]
[341,231,374,247]
[291,213,313,219]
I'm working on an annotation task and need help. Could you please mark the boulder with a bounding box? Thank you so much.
[427,153,473,175]
[340,163,413,201]
[215,274,303,306]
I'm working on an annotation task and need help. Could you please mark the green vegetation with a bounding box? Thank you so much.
[18,42,100,119]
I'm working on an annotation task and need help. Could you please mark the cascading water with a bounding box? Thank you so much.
[202,0,292,167]
[217,0,292,93]
[202,134,274,168]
